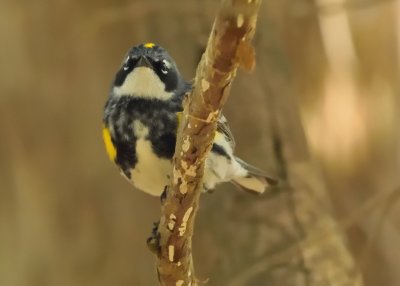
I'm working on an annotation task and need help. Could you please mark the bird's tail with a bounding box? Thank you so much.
[231,157,278,194]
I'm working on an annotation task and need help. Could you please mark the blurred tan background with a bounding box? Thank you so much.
[0,0,399,285]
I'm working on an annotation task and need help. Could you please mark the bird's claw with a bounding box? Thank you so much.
[146,221,161,255]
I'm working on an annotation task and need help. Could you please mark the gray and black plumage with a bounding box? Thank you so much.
[102,43,277,196]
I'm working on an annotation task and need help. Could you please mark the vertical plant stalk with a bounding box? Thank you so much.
[154,0,262,285]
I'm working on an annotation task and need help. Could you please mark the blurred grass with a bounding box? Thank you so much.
[0,0,399,285]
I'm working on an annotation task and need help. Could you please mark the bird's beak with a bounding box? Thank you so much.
[136,56,152,68]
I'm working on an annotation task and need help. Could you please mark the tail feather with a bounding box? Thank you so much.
[232,157,278,194]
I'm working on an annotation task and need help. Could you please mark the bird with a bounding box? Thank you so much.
[102,43,277,197]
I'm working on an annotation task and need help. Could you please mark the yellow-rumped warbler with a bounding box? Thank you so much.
[102,43,277,196]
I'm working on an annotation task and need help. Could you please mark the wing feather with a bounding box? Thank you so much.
[217,115,235,149]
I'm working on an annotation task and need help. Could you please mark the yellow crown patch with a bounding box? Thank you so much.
[144,43,155,48]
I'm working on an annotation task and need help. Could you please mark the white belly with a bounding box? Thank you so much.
[126,130,243,196]
[128,138,171,196]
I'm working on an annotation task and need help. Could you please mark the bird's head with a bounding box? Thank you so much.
[112,43,183,100]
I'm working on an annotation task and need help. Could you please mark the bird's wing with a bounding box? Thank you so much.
[217,114,235,149]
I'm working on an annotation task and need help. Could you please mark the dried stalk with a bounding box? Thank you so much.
[155,0,262,285]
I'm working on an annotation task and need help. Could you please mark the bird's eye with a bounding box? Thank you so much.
[122,56,138,71]
[122,57,130,70]
[161,59,171,74]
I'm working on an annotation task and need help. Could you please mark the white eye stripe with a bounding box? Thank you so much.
[162,59,171,69]
[161,69,168,74]
[122,56,131,71]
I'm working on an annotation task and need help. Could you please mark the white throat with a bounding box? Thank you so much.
[113,67,173,100]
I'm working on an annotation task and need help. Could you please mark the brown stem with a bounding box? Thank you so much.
[154,0,262,285]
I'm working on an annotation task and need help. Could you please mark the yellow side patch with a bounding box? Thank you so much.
[215,131,224,141]
[102,125,117,161]
[144,43,155,48]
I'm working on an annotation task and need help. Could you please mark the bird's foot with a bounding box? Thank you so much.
[146,221,161,256]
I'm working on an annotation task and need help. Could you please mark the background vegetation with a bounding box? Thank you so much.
[0,0,398,285]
